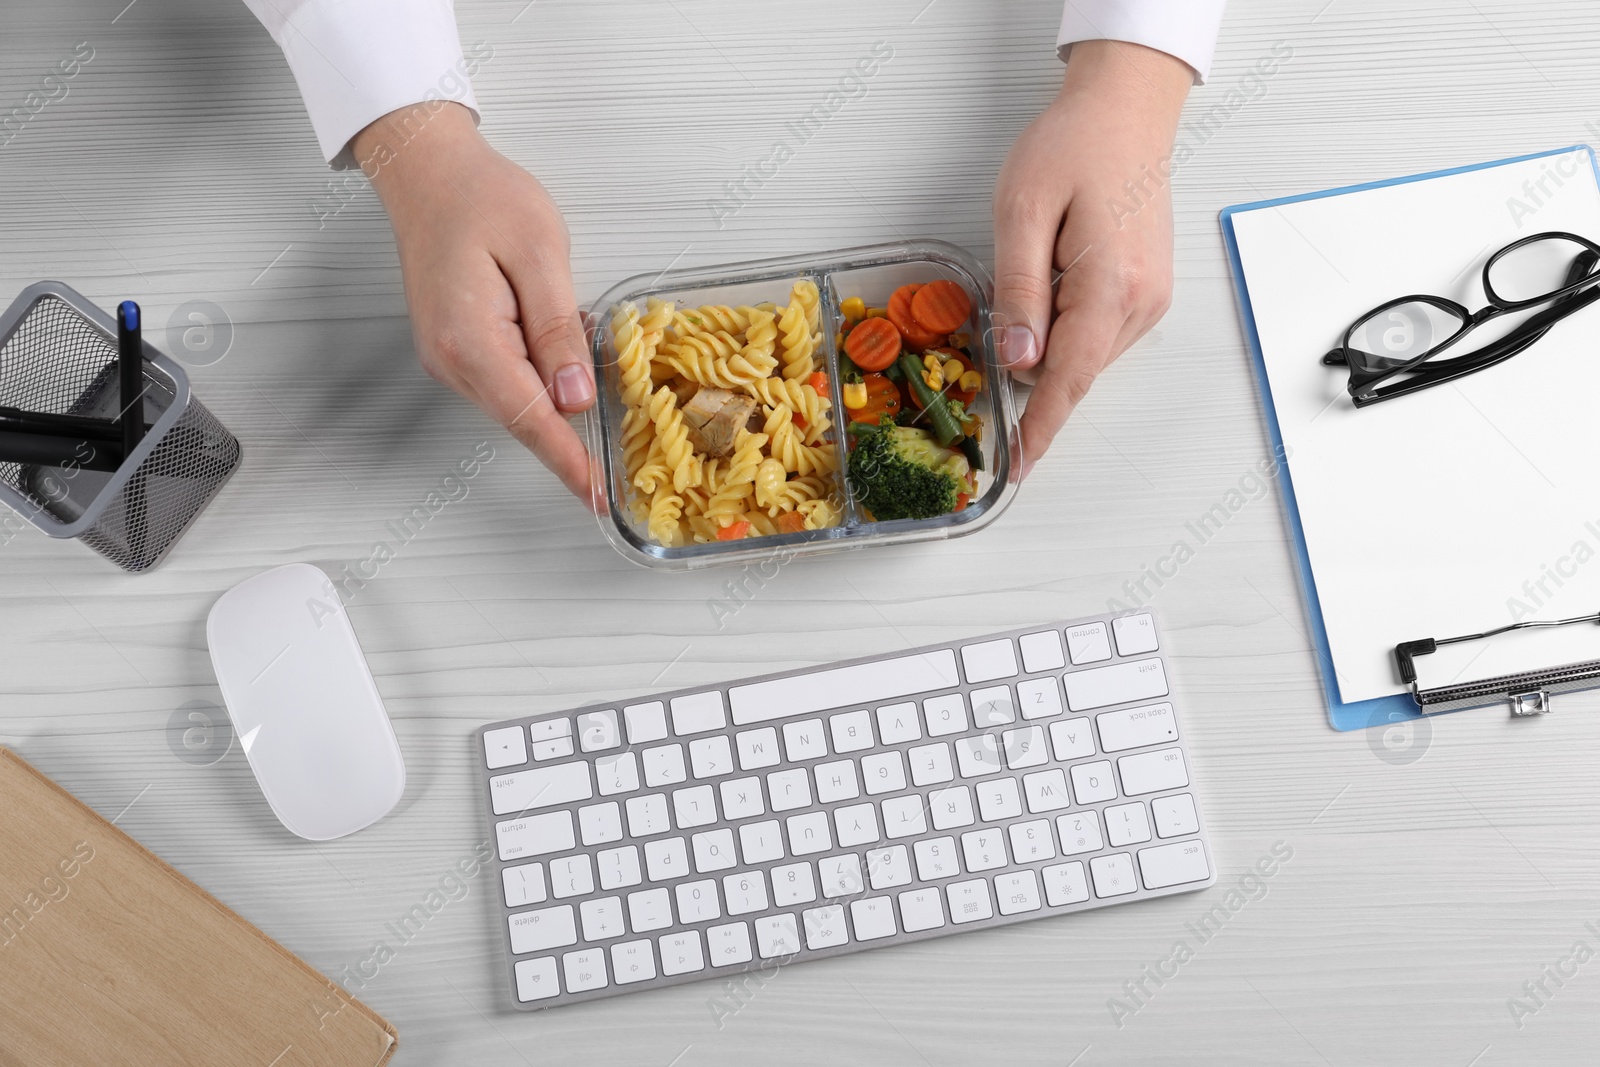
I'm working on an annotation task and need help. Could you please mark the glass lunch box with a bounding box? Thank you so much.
[585,240,1020,569]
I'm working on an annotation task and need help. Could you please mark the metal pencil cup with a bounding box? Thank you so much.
[0,282,241,572]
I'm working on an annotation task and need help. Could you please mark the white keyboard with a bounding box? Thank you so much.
[475,611,1213,1009]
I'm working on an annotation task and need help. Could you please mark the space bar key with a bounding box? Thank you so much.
[728,649,961,724]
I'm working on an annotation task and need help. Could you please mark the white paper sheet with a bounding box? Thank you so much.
[1232,149,1600,702]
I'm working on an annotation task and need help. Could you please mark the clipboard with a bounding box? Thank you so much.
[1221,146,1600,729]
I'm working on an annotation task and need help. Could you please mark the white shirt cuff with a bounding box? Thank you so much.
[1057,0,1228,84]
[243,0,480,168]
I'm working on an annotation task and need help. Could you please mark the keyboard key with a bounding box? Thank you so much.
[627,888,673,931]
[1118,748,1189,796]
[851,897,898,941]
[689,735,734,778]
[1048,718,1096,761]
[913,836,959,880]
[509,904,576,954]
[756,914,800,958]
[961,639,1018,683]
[1105,802,1152,847]
[975,777,1022,821]
[1008,819,1056,863]
[490,761,592,816]
[908,743,954,786]
[815,760,860,803]
[960,829,1006,872]
[502,862,547,908]
[819,853,865,896]
[881,794,928,838]
[624,794,670,837]
[1019,630,1066,674]
[579,895,624,940]
[643,744,687,787]
[719,776,765,820]
[670,691,727,736]
[1097,702,1178,752]
[866,844,913,889]
[659,931,704,976]
[929,785,974,830]
[644,837,689,881]
[674,879,722,923]
[830,710,875,753]
[861,751,907,795]
[1112,613,1159,656]
[1070,761,1117,804]
[767,768,812,812]
[739,820,785,864]
[772,861,817,906]
[897,887,945,932]
[955,735,1001,778]
[692,829,737,873]
[736,727,781,770]
[947,878,994,923]
[1063,658,1168,712]
[611,939,656,984]
[624,701,668,744]
[1138,840,1210,889]
[529,718,573,762]
[970,685,1016,726]
[532,736,574,762]
[497,812,574,861]
[579,801,622,845]
[1002,725,1047,769]
[834,803,880,847]
[728,649,960,724]
[514,957,559,1002]
[1017,677,1063,720]
[708,922,752,965]
[1153,793,1200,838]
[563,947,607,992]
[672,785,718,828]
[484,725,526,770]
[549,855,594,899]
[876,702,922,744]
[596,846,641,890]
[1057,811,1104,855]
[1065,622,1111,664]
[578,710,620,752]
[995,870,1042,915]
[1042,861,1090,906]
[803,904,848,949]
[1090,853,1137,897]
[783,719,829,761]
[787,810,833,855]
[1022,769,1072,812]
[595,752,640,796]
[724,871,769,915]
[923,694,968,737]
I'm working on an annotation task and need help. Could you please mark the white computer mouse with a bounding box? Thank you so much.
[206,562,405,841]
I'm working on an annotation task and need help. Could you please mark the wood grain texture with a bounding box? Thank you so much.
[3,1,1600,1064]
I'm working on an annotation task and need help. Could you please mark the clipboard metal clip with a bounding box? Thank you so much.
[1395,610,1600,717]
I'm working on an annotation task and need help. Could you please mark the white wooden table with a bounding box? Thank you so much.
[5,1,1600,1063]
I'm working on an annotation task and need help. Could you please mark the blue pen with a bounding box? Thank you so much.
[118,300,142,466]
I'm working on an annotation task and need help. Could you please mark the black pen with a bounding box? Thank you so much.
[118,300,143,464]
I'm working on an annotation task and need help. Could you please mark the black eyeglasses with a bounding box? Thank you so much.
[1324,231,1600,407]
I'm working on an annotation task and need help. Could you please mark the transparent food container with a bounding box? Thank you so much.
[586,240,1020,569]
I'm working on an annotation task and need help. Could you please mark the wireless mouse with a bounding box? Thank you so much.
[206,563,405,841]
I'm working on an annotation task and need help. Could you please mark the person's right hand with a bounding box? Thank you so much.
[353,102,597,506]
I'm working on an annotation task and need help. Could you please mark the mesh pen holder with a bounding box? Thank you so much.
[0,282,241,572]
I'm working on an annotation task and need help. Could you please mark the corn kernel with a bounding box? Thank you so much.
[922,352,941,372]
[949,331,970,349]
[843,381,868,409]
[943,358,964,384]
[959,369,982,393]
[924,367,944,390]
[840,296,866,321]
[866,307,888,319]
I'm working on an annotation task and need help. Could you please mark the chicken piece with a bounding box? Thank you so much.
[681,386,757,458]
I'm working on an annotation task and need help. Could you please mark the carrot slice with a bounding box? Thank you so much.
[911,280,971,333]
[775,511,807,533]
[844,317,902,372]
[807,371,828,393]
[717,520,751,541]
[887,284,922,337]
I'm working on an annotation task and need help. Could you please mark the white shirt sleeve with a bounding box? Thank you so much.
[1057,1,1228,84]
[241,0,480,168]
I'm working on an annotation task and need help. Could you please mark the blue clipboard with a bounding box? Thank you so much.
[1219,145,1600,732]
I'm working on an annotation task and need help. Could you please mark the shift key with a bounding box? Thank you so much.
[1062,658,1167,712]
[491,761,592,815]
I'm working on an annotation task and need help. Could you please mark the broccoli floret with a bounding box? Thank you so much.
[847,420,964,521]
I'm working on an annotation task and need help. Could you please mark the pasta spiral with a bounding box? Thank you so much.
[744,377,832,445]
[776,299,816,383]
[648,386,703,493]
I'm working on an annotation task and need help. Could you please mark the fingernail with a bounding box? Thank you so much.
[553,364,594,408]
[998,325,1037,368]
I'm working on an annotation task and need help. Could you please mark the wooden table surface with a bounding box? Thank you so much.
[4,1,1600,1064]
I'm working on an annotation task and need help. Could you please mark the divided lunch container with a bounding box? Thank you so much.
[586,240,1020,569]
